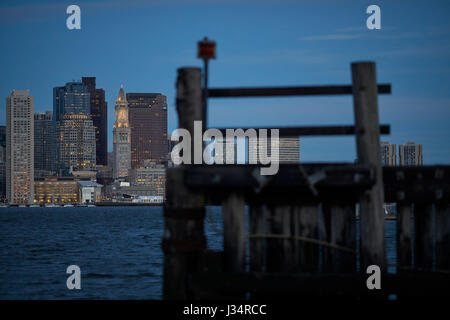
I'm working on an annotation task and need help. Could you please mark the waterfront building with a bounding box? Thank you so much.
[6,90,34,204]
[399,142,423,166]
[56,114,96,173]
[380,141,396,166]
[128,160,165,197]
[78,181,103,204]
[34,177,79,204]
[127,93,168,167]
[113,85,131,179]
[380,141,398,216]
[0,126,6,202]
[82,77,108,166]
[96,165,113,188]
[34,111,55,176]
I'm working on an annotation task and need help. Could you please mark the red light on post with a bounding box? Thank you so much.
[197,37,216,60]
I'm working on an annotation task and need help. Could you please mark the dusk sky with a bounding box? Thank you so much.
[1,0,449,164]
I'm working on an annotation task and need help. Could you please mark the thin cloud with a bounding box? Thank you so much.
[299,33,363,41]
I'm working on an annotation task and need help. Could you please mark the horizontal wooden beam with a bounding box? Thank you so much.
[208,84,391,98]
[383,165,450,203]
[214,125,390,137]
[175,163,376,204]
[167,165,450,205]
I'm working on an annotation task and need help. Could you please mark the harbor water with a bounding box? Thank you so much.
[0,206,396,299]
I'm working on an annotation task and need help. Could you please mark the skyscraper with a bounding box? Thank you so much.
[34,111,55,175]
[57,114,96,172]
[0,126,6,202]
[248,137,300,164]
[113,85,131,179]
[6,90,34,204]
[399,142,423,166]
[53,82,90,122]
[127,93,168,167]
[380,141,396,166]
[0,126,5,162]
[53,81,94,175]
[82,77,108,166]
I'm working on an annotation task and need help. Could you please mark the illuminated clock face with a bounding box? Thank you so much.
[117,107,128,123]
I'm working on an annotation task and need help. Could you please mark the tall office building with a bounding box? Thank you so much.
[380,141,396,166]
[0,126,6,201]
[399,142,423,166]
[34,111,55,175]
[248,137,300,164]
[53,82,90,123]
[82,77,108,166]
[6,90,34,204]
[127,93,168,167]
[113,85,131,179]
[53,81,94,175]
[57,114,96,172]
[0,125,5,162]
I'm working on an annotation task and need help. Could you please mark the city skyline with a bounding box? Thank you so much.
[0,0,449,165]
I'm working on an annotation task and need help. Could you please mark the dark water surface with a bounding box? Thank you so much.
[0,206,395,299]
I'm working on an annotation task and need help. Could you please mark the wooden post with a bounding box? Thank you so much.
[265,205,277,272]
[265,205,294,273]
[249,204,264,272]
[222,193,246,273]
[413,203,433,271]
[397,203,412,273]
[351,62,386,271]
[279,206,294,273]
[298,205,319,272]
[322,203,356,273]
[435,202,450,271]
[163,67,205,299]
[291,206,301,271]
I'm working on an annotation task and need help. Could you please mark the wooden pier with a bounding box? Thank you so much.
[162,62,450,299]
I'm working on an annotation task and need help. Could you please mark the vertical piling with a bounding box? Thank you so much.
[397,203,412,272]
[351,61,386,272]
[249,204,264,272]
[435,202,450,271]
[222,193,246,273]
[322,203,356,273]
[163,67,205,299]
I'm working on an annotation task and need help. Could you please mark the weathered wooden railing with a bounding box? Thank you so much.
[162,63,450,299]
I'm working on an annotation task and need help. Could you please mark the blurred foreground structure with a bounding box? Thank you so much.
[162,61,450,299]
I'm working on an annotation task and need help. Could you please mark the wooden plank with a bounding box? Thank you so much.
[322,204,356,273]
[249,204,264,272]
[280,206,294,272]
[413,203,434,271]
[352,61,386,271]
[397,204,412,273]
[214,125,390,137]
[435,203,450,271]
[298,205,319,272]
[222,193,246,273]
[265,205,281,272]
[208,84,391,98]
[291,206,301,271]
[383,166,450,203]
